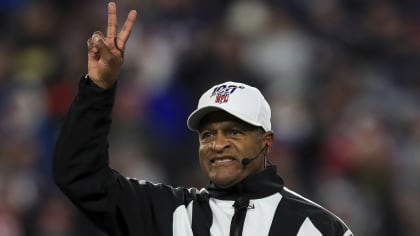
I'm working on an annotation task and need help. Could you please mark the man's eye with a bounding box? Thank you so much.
[228,129,241,136]
[200,132,213,140]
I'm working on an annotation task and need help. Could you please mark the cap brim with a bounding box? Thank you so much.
[187,106,263,131]
[187,106,220,131]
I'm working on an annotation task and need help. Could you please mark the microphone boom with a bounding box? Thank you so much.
[241,144,268,167]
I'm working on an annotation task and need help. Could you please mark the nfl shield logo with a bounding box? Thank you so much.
[215,92,229,103]
[210,84,244,104]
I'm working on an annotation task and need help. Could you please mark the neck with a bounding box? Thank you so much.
[207,166,284,200]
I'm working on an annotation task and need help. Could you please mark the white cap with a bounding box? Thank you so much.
[187,81,271,131]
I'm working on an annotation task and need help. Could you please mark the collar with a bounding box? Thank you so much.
[206,166,284,200]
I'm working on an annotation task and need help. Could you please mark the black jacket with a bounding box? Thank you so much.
[53,77,353,236]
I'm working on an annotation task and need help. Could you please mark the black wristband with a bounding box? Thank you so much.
[114,37,124,57]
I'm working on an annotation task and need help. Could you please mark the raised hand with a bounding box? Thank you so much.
[87,2,137,89]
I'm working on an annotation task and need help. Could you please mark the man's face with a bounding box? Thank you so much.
[198,111,273,188]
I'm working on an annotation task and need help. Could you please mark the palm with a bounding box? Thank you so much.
[88,38,122,85]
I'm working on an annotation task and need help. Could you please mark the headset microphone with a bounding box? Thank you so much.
[241,143,269,167]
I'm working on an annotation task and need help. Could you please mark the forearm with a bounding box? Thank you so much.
[53,75,116,199]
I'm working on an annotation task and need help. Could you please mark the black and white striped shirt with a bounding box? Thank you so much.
[53,77,353,236]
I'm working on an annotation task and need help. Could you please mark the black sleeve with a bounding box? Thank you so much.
[52,76,190,236]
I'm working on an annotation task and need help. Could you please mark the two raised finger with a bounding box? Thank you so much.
[107,2,137,51]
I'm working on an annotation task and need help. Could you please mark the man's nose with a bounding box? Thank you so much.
[211,134,230,151]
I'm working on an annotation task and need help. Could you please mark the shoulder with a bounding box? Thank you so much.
[279,187,353,235]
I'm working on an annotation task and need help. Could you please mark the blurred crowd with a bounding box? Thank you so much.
[1,0,420,235]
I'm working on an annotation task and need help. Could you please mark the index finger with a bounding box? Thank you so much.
[117,10,137,45]
[107,2,118,38]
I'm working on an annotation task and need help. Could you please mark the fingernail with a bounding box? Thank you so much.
[93,36,99,42]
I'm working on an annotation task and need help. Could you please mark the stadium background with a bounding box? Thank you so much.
[0,0,419,235]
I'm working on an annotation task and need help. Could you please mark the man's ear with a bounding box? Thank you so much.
[263,131,274,151]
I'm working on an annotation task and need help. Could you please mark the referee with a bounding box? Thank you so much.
[53,2,353,236]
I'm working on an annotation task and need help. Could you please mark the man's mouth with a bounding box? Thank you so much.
[211,157,235,164]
